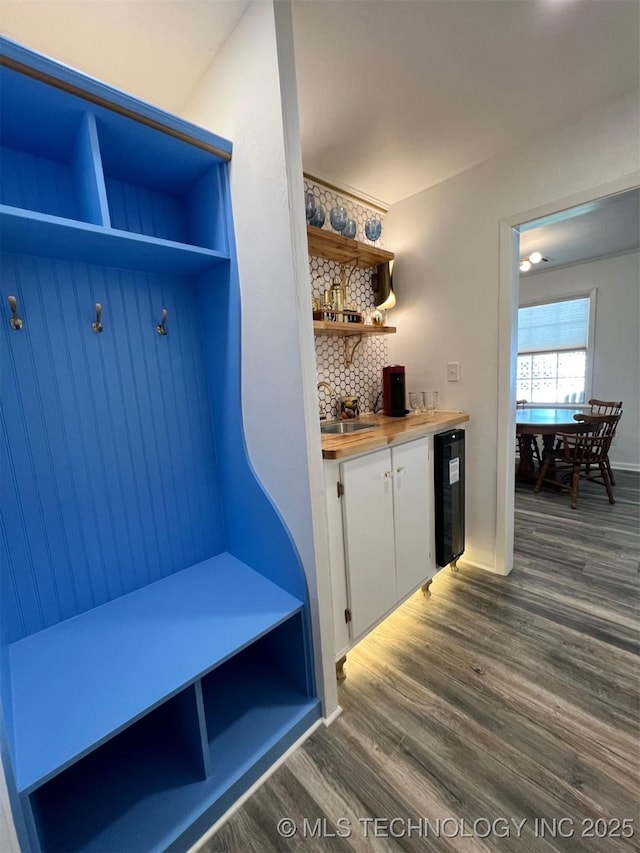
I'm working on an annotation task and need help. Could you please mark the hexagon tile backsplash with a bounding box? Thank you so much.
[304,175,389,420]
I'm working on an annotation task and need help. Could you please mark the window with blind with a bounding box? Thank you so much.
[517,295,592,404]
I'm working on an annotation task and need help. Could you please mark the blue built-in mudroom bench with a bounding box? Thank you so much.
[0,37,320,852]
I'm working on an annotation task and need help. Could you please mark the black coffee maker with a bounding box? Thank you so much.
[383,365,407,416]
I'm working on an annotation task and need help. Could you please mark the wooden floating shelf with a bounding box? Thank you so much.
[313,320,396,337]
[307,225,394,268]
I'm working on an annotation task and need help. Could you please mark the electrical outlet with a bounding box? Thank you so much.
[447,362,460,382]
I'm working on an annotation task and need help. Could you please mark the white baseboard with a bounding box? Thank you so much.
[323,705,343,727]
[188,717,323,852]
[610,461,640,473]
[456,557,502,575]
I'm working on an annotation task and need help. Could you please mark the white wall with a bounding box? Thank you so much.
[182,0,337,717]
[385,89,639,572]
[520,252,639,470]
[0,761,19,853]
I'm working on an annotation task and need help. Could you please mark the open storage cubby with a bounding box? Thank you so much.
[97,114,227,250]
[0,50,230,270]
[29,686,207,853]
[0,67,101,223]
[22,601,316,853]
[0,37,320,853]
[9,557,317,852]
[201,612,311,789]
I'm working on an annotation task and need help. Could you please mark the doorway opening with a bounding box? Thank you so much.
[496,180,640,575]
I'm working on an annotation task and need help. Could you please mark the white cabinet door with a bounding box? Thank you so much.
[341,449,396,641]
[392,437,435,599]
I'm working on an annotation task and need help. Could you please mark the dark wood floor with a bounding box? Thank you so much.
[201,471,639,852]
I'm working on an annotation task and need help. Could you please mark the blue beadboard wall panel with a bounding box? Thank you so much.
[0,146,80,220]
[105,177,188,244]
[0,252,226,641]
[195,269,307,604]
[0,540,15,725]
[194,171,310,608]
[0,447,26,647]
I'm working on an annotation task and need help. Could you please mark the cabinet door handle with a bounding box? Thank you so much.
[381,470,393,479]
[395,466,405,475]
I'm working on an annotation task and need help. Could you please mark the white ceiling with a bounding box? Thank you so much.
[0,0,251,113]
[1,0,638,265]
[519,188,640,274]
[292,0,640,206]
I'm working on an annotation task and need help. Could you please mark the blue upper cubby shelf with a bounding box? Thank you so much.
[0,39,231,270]
[0,205,229,275]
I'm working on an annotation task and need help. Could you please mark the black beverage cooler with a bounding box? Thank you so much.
[434,429,465,567]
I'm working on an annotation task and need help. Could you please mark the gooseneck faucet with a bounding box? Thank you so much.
[317,381,335,421]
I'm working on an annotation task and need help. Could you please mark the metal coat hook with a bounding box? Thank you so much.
[92,303,103,333]
[8,295,23,330]
[156,308,168,336]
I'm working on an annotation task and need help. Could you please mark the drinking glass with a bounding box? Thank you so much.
[365,218,382,241]
[424,391,439,415]
[305,192,317,222]
[409,392,424,414]
[330,206,347,232]
[342,219,356,239]
[309,205,325,227]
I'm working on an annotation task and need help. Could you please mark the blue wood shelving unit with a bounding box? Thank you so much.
[0,37,320,852]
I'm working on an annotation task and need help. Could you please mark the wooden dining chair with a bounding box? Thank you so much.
[587,399,623,484]
[533,413,620,509]
[589,398,623,416]
[515,399,542,465]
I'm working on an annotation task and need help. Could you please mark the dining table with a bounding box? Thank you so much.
[516,407,586,480]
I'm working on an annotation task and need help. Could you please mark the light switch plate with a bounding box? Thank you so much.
[447,361,460,382]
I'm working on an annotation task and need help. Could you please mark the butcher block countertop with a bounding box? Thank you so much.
[321,411,469,460]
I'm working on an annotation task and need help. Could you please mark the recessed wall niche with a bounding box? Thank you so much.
[304,176,389,416]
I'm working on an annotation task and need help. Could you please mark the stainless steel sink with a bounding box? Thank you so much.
[320,420,379,435]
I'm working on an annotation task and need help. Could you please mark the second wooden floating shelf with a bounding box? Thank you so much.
[313,320,396,337]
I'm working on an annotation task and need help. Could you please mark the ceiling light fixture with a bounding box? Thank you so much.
[519,251,547,272]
